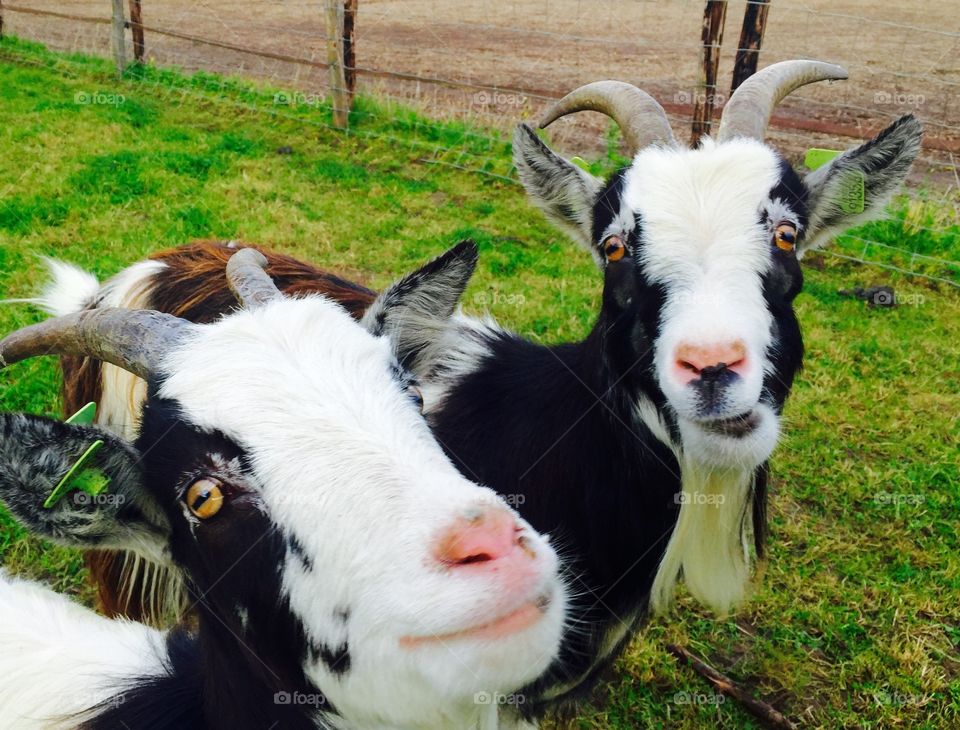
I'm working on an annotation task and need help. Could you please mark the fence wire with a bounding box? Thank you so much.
[2,0,958,288]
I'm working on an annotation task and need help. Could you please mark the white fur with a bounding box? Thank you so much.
[619,139,788,614]
[0,571,167,728]
[152,296,564,729]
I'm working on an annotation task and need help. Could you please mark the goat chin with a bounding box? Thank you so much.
[650,459,757,617]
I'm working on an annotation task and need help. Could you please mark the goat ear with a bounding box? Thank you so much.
[361,241,478,378]
[800,115,922,256]
[513,123,604,260]
[0,413,169,556]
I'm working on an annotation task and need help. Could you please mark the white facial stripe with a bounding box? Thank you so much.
[151,295,563,723]
[617,140,786,431]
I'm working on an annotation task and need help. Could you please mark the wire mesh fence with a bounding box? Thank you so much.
[1,0,958,287]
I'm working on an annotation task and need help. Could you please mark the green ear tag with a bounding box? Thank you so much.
[837,170,866,215]
[44,403,111,509]
[804,148,841,170]
[570,156,591,172]
[65,402,97,426]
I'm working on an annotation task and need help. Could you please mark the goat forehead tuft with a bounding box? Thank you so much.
[617,140,790,281]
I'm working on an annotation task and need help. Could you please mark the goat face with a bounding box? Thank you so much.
[0,245,565,727]
[514,62,922,471]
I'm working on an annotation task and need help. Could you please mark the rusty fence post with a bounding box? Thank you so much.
[731,0,771,92]
[128,0,145,63]
[110,0,127,75]
[343,0,357,106]
[691,0,727,146]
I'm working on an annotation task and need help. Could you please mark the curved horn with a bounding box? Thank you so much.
[539,80,677,155]
[0,308,189,380]
[226,248,282,309]
[717,60,848,143]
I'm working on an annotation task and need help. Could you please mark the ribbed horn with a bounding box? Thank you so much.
[539,80,677,155]
[0,308,189,380]
[226,248,282,309]
[717,60,848,142]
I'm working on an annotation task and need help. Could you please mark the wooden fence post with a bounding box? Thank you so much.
[110,0,127,75]
[325,0,349,128]
[731,0,771,92]
[128,0,145,63]
[343,0,358,106]
[691,0,727,146]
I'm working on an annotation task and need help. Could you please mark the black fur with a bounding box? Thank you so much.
[77,397,336,729]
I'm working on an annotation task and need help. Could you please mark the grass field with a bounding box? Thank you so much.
[0,36,958,729]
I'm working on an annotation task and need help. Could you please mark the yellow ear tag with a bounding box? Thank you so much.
[43,403,111,509]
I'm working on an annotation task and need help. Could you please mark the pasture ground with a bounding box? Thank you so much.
[0,36,958,729]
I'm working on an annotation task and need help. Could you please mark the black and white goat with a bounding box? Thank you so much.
[0,248,567,729]
[39,61,921,720]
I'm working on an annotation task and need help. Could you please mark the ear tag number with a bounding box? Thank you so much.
[43,403,112,509]
[837,171,866,215]
[804,148,841,170]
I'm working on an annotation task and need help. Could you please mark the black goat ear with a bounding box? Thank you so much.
[0,413,169,555]
[800,114,922,255]
[360,241,478,378]
[513,123,604,259]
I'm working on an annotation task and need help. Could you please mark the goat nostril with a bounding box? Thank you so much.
[677,359,701,375]
[435,507,520,567]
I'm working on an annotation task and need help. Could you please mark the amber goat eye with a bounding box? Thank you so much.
[186,477,225,519]
[774,223,798,252]
[603,235,626,262]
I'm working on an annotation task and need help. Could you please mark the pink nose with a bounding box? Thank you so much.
[434,506,526,567]
[674,340,747,384]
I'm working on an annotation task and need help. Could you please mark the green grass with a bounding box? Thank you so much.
[1,36,958,729]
